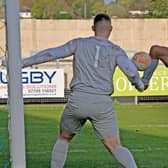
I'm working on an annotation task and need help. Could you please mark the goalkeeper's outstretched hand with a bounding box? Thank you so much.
[132,79,144,92]
[135,84,144,92]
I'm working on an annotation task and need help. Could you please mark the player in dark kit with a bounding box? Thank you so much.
[142,45,168,89]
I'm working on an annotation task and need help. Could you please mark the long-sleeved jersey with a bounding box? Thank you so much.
[23,36,144,95]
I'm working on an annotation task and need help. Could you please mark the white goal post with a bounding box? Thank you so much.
[5,0,26,168]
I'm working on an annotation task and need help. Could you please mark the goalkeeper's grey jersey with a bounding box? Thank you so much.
[23,36,143,95]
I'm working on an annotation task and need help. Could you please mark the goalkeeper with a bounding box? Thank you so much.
[12,13,144,168]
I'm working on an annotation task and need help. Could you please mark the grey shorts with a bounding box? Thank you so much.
[60,91,119,140]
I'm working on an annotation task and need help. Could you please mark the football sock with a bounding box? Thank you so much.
[112,145,137,168]
[51,139,69,168]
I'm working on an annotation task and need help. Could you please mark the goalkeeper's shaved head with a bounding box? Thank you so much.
[94,13,111,26]
[92,13,112,39]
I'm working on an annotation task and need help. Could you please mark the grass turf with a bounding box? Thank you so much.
[0,103,168,168]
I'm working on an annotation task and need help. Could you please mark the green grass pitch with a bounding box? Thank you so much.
[0,103,168,168]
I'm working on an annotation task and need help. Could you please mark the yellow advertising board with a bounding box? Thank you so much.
[113,66,168,96]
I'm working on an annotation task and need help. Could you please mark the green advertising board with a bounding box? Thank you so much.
[113,66,168,96]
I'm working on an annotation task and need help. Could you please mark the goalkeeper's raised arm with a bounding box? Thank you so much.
[22,39,77,68]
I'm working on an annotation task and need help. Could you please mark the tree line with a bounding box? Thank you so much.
[20,0,168,19]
